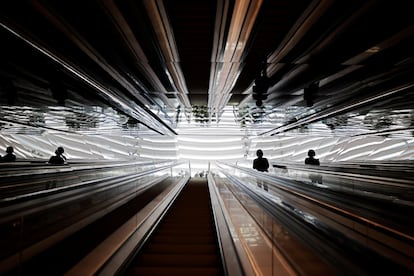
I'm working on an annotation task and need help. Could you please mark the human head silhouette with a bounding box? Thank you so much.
[256,149,263,158]
[56,146,64,155]
[308,149,316,157]
[6,146,14,154]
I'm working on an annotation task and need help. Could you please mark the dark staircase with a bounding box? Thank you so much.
[125,178,225,276]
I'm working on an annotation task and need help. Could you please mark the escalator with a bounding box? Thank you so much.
[125,178,225,276]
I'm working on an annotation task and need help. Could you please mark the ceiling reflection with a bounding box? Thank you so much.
[0,105,154,136]
[1,99,414,139]
[235,87,414,138]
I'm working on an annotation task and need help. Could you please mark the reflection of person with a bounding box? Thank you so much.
[253,149,269,191]
[48,147,67,165]
[0,146,16,162]
[305,149,320,166]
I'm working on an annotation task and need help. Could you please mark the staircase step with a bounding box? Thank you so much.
[162,217,212,223]
[158,227,213,232]
[135,253,220,267]
[150,235,216,244]
[156,221,213,227]
[145,243,218,254]
[129,266,221,276]
[126,179,224,275]
[153,233,215,239]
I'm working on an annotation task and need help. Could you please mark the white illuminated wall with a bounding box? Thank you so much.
[1,131,413,169]
[0,132,178,161]
[176,134,245,170]
[247,135,414,163]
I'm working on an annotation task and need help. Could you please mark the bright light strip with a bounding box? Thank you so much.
[140,153,177,159]
[140,145,178,151]
[141,137,177,143]
[179,153,242,160]
[340,151,376,161]
[209,0,263,114]
[371,141,406,152]
[178,144,243,151]
[371,151,405,160]
[177,136,242,143]
[340,139,383,155]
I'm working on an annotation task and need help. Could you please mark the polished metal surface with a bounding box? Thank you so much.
[215,162,414,274]
[1,1,414,136]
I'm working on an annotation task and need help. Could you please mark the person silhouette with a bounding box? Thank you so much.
[48,146,67,165]
[253,149,269,172]
[305,149,320,166]
[253,149,269,191]
[0,146,16,162]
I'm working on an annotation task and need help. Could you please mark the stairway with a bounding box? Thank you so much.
[126,178,224,276]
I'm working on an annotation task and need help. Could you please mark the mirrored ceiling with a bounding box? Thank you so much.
[1,1,414,138]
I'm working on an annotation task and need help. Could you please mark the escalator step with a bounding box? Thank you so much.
[129,266,221,276]
[135,253,220,266]
[150,235,216,244]
[126,180,224,275]
[145,243,218,254]
[154,227,215,234]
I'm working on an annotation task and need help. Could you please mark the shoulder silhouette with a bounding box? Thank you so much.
[48,146,67,165]
[305,149,320,165]
[253,149,269,172]
[0,146,16,162]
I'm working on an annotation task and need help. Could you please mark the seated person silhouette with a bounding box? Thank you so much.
[0,146,16,162]
[305,149,320,166]
[253,149,269,191]
[48,146,67,165]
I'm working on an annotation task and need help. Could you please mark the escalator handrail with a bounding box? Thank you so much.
[272,161,414,185]
[227,161,413,191]
[207,173,254,276]
[0,174,172,275]
[0,161,186,219]
[216,164,414,272]
[217,162,414,238]
[0,160,176,178]
[88,175,190,276]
